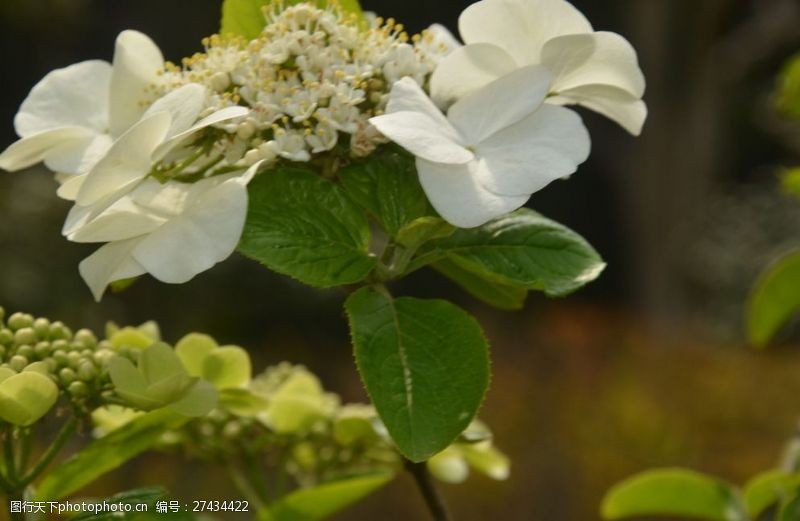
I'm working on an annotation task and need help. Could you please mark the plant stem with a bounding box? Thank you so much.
[18,416,77,487]
[227,464,265,511]
[3,428,16,484]
[405,459,452,521]
[7,488,24,521]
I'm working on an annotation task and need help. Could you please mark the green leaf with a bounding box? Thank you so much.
[339,151,432,236]
[239,167,376,288]
[782,168,800,200]
[37,409,188,501]
[345,286,490,462]
[601,468,743,521]
[748,251,800,347]
[0,371,59,426]
[779,492,800,521]
[395,217,454,249]
[433,258,527,310]
[71,488,167,521]
[221,0,365,40]
[261,473,394,521]
[744,470,800,518]
[414,209,606,297]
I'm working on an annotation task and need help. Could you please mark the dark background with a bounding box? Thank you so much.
[2,0,800,519]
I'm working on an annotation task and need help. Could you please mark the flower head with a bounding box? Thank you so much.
[430,0,647,135]
[370,67,590,227]
[0,31,165,174]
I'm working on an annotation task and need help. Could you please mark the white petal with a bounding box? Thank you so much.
[370,112,473,164]
[76,111,171,206]
[67,195,167,243]
[475,104,590,196]
[57,173,87,201]
[448,64,552,145]
[131,174,252,283]
[386,77,453,131]
[79,238,147,301]
[549,84,647,135]
[542,32,645,98]
[0,127,93,172]
[143,84,207,139]
[430,44,517,107]
[43,133,113,174]
[371,79,471,163]
[417,158,528,228]
[109,30,164,136]
[459,0,592,64]
[14,60,111,137]
[155,105,250,159]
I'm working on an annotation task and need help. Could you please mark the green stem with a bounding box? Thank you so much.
[16,427,32,476]
[227,464,265,511]
[404,459,452,521]
[3,428,16,484]
[18,416,77,487]
[7,488,24,521]
[243,452,270,504]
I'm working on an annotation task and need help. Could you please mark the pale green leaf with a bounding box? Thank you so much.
[748,250,800,347]
[601,468,743,521]
[433,258,527,310]
[36,409,187,500]
[175,333,218,377]
[743,470,800,518]
[202,346,251,389]
[262,473,393,521]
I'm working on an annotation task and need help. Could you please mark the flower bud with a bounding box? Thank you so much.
[16,345,35,360]
[9,355,28,372]
[14,328,37,347]
[52,350,69,367]
[74,329,97,349]
[49,322,72,341]
[93,349,115,366]
[59,367,77,385]
[33,318,50,338]
[7,313,33,331]
[0,329,12,346]
[77,361,97,382]
[66,351,82,369]
[67,381,89,398]
[0,306,5,323]
[34,342,51,358]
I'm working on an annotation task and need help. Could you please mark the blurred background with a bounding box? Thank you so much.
[1,0,800,519]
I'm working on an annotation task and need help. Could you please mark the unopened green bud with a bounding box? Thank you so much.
[67,381,89,398]
[7,313,33,331]
[0,329,12,346]
[51,339,69,351]
[66,351,82,369]
[80,349,93,359]
[14,328,37,347]
[52,350,69,366]
[96,340,114,351]
[93,349,114,366]
[33,318,50,338]
[0,345,6,359]
[49,322,72,341]
[59,367,77,385]
[16,345,34,360]
[9,355,28,372]
[74,329,97,349]
[77,361,96,382]
[43,358,58,373]
[0,306,5,324]
[34,341,51,358]
[223,421,243,439]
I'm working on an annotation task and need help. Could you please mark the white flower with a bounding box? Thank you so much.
[75,161,263,301]
[430,0,647,135]
[58,83,248,213]
[370,67,590,228]
[0,31,165,174]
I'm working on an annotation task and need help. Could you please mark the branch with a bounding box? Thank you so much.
[405,459,452,521]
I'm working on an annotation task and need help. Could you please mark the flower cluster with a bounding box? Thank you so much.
[0,0,645,299]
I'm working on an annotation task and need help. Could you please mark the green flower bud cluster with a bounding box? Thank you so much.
[0,308,115,410]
